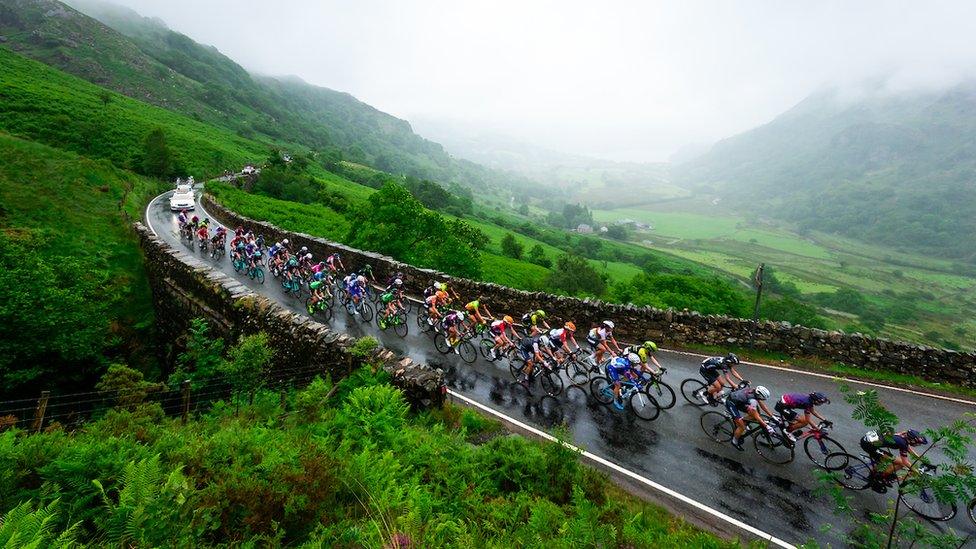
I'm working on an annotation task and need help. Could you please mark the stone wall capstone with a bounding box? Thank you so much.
[202,194,976,387]
[134,222,445,408]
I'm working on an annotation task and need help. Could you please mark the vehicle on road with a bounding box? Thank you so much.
[169,180,195,211]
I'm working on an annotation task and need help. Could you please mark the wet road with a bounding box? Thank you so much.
[148,190,976,546]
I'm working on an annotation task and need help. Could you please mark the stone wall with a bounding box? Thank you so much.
[202,194,976,387]
[134,222,445,408]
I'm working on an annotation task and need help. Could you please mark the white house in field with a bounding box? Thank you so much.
[575,224,593,234]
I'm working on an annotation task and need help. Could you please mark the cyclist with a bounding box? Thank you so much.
[190,214,200,229]
[255,234,265,250]
[547,321,580,357]
[774,392,831,442]
[281,238,292,253]
[325,252,344,274]
[200,217,210,228]
[195,223,209,247]
[488,315,517,361]
[441,310,466,352]
[308,275,328,310]
[605,353,643,411]
[586,320,621,367]
[860,429,928,492]
[248,244,264,270]
[177,209,189,228]
[345,274,366,312]
[299,252,314,271]
[211,226,227,248]
[464,297,491,330]
[727,385,776,451]
[425,289,449,324]
[379,285,403,323]
[518,334,557,385]
[519,309,550,336]
[622,340,664,376]
[700,353,745,405]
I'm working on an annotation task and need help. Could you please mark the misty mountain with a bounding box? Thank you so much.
[674,85,976,262]
[0,0,525,194]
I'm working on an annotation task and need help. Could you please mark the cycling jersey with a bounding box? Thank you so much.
[380,292,395,304]
[606,356,637,382]
[548,328,570,345]
[780,393,815,412]
[465,300,480,311]
[861,432,910,459]
[623,346,649,364]
[586,327,609,346]
[518,336,543,360]
[442,312,463,327]
[521,312,545,327]
[490,320,510,335]
[725,387,760,419]
[309,280,324,291]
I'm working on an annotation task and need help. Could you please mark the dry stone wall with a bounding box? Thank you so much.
[202,194,976,387]
[134,222,445,408]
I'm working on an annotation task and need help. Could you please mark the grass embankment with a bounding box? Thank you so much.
[0,368,741,547]
[0,131,165,339]
[0,46,266,177]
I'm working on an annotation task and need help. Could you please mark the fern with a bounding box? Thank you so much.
[0,499,80,548]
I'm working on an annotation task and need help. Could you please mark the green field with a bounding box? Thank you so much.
[594,202,976,350]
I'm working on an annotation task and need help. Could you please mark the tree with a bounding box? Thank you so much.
[517,204,529,215]
[819,386,976,548]
[141,127,174,178]
[170,319,225,387]
[527,244,552,268]
[221,332,273,404]
[546,254,606,296]
[346,182,483,278]
[605,225,628,240]
[96,364,164,411]
[760,297,827,328]
[501,233,524,260]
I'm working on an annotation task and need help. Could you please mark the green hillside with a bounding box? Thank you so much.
[0,0,532,197]
[675,86,976,262]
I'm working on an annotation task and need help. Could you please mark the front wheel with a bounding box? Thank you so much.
[646,379,676,410]
[392,315,408,338]
[700,411,733,443]
[458,341,477,364]
[753,430,795,465]
[433,333,452,355]
[480,339,496,361]
[967,498,976,526]
[803,435,846,470]
[253,267,265,284]
[359,301,373,322]
[589,376,615,406]
[540,369,564,397]
[681,378,709,407]
[630,390,660,421]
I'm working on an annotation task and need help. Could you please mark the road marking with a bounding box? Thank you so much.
[151,191,975,409]
[144,191,167,237]
[447,389,796,548]
[659,348,976,406]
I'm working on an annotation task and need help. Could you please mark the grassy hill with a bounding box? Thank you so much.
[674,85,976,262]
[0,0,532,198]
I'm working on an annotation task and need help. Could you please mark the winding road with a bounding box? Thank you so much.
[147,189,976,547]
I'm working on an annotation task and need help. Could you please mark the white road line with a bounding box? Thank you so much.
[144,191,167,237]
[659,347,976,406]
[446,389,797,549]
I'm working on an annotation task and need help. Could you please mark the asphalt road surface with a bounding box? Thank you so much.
[149,190,976,547]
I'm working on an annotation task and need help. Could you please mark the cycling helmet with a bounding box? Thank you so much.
[642,341,658,352]
[564,321,576,331]
[809,392,830,405]
[627,352,641,365]
[754,386,771,401]
[305,253,312,260]
[536,309,546,317]
[300,246,308,253]
[603,320,615,330]
[437,282,448,291]
[394,278,403,287]
[282,238,289,245]
[905,429,928,446]
[357,275,366,284]
[503,315,514,324]
[723,353,740,365]
[436,290,448,299]
[456,310,466,317]
[539,335,552,347]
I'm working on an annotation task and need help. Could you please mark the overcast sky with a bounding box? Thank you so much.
[108,0,976,162]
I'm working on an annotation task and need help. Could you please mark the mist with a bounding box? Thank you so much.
[104,0,976,162]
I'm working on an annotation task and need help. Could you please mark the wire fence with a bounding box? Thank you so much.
[0,364,333,434]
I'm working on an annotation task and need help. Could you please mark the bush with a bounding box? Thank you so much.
[501,233,524,260]
[546,254,607,297]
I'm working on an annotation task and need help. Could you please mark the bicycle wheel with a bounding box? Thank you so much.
[360,301,373,322]
[826,453,872,490]
[568,359,591,386]
[458,341,477,364]
[433,333,452,355]
[647,379,676,410]
[540,370,564,397]
[700,411,734,443]
[254,268,265,284]
[630,390,660,421]
[803,435,846,470]
[590,376,615,405]
[480,339,496,360]
[393,316,408,337]
[509,358,526,380]
[753,430,795,465]
[681,378,709,407]
[901,486,957,522]
[967,498,976,526]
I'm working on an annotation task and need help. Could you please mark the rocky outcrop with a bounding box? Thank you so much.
[203,194,976,387]
[134,222,444,408]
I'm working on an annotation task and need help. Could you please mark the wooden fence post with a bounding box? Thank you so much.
[31,391,50,433]
[180,380,191,423]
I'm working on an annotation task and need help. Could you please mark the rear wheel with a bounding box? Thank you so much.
[254,268,265,284]
[681,378,709,407]
[360,301,373,322]
[458,341,477,364]
[967,498,976,526]
[590,376,615,406]
[480,339,496,361]
[825,452,871,490]
[393,315,408,337]
[700,411,734,443]
[509,358,526,380]
[433,333,452,355]
[630,390,660,421]
[753,431,795,465]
